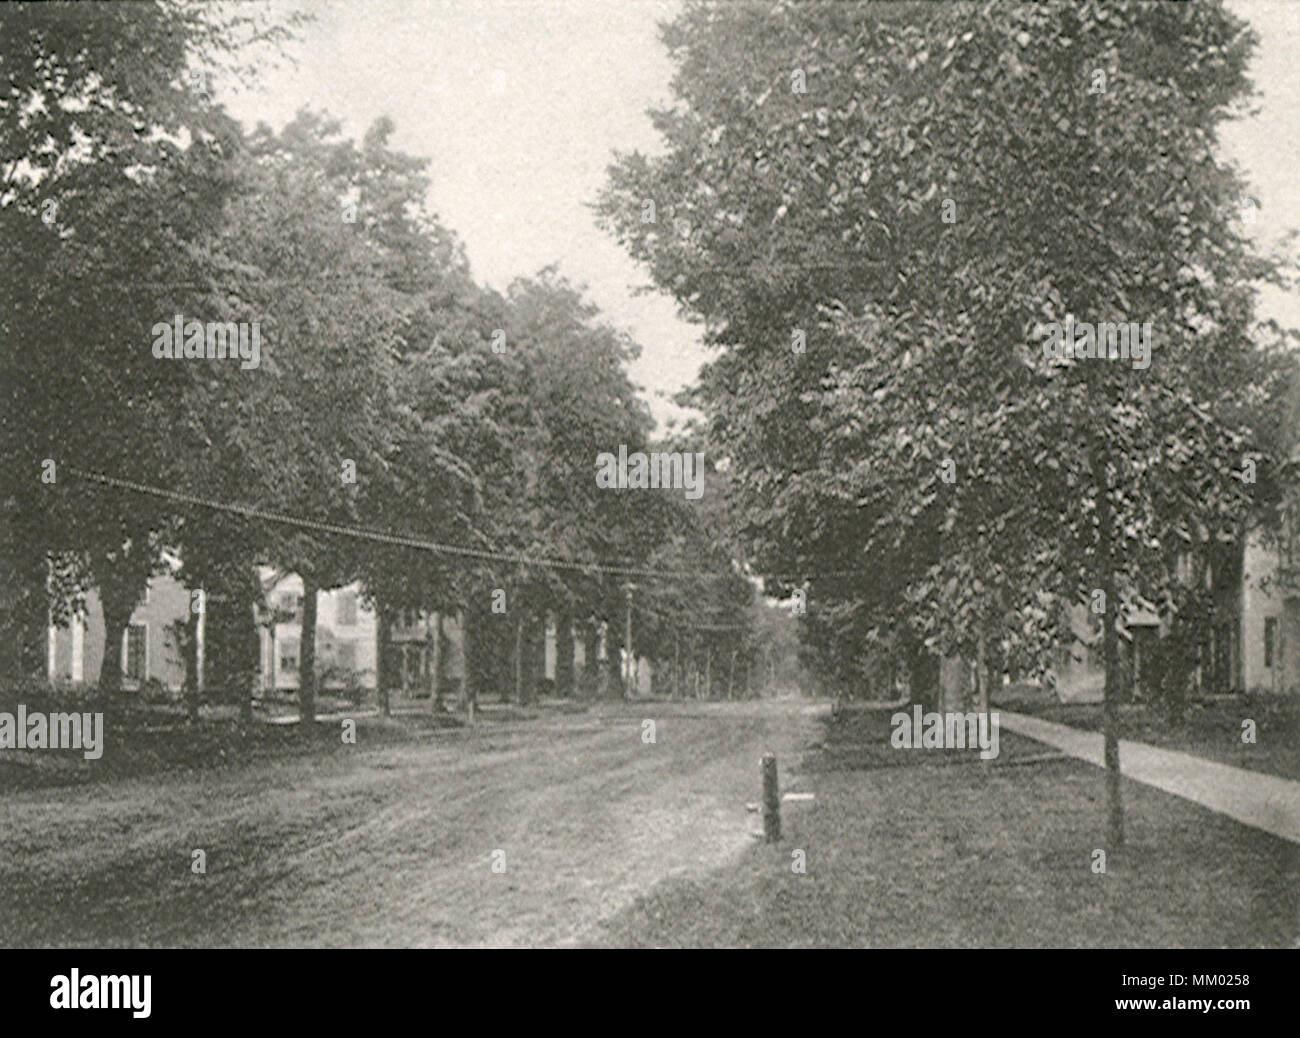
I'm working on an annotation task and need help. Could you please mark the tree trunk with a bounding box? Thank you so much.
[299,575,318,726]
[376,607,391,717]
[243,598,256,725]
[374,607,387,710]
[939,654,970,713]
[906,642,939,712]
[985,642,1002,707]
[0,539,49,682]
[728,648,737,700]
[623,595,633,700]
[98,604,130,695]
[462,607,478,721]
[431,611,444,713]
[1092,443,1124,847]
[513,612,524,704]
[528,612,545,703]
[90,538,151,696]
[184,604,201,722]
[556,610,574,698]
[583,620,600,698]
[605,625,622,698]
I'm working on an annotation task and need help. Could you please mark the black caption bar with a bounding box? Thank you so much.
[0,949,1289,1026]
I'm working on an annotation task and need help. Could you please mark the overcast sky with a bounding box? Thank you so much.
[222,0,1300,432]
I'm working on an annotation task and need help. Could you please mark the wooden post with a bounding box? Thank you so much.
[762,753,781,842]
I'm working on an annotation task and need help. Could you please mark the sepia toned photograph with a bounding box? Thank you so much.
[0,0,1296,1001]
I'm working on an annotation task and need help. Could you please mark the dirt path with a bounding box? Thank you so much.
[0,697,829,947]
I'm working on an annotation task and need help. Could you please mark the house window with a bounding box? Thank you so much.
[123,624,147,683]
[280,638,300,675]
[337,591,358,627]
[1264,617,1276,669]
[336,640,356,671]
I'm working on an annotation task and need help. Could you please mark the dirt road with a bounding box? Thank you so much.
[0,697,828,947]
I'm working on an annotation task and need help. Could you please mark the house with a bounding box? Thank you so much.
[48,566,383,695]
[47,564,621,700]
[1051,523,1300,702]
[1235,527,1300,695]
[46,563,194,692]
[256,571,377,692]
[1052,597,1159,704]
[383,608,465,696]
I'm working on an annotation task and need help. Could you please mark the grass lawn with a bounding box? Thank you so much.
[993,685,1300,782]
[588,704,1300,947]
[0,686,459,792]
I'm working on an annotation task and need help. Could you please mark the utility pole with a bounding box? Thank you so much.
[621,582,637,699]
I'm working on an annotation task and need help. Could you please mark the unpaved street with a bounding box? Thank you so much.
[0,699,829,947]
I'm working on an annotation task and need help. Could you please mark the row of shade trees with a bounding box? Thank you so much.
[595,0,1300,843]
[0,1,760,722]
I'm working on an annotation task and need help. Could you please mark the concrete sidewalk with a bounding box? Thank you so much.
[999,710,1300,845]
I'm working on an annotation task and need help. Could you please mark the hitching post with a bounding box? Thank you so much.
[762,752,781,842]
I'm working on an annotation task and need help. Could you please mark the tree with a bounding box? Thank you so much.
[0,0,303,688]
[599,0,1296,844]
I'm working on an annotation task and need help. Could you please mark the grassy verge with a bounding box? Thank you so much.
[0,685,596,791]
[588,704,1300,947]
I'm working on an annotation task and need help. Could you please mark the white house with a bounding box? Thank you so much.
[256,570,377,691]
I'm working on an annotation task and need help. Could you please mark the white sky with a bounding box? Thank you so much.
[221,0,1300,432]
[1222,0,1300,332]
